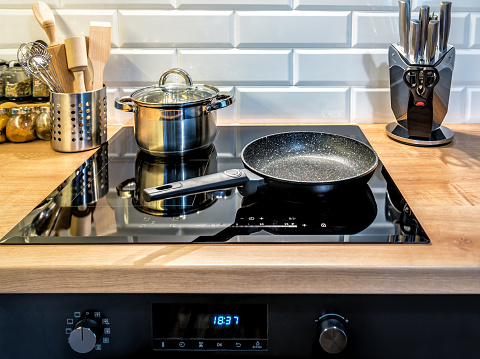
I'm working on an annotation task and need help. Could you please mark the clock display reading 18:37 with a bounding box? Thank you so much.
[212,315,239,326]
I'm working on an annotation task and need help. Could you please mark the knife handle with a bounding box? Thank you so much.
[398,0,411,55]
[409,20,421,64]
[439,1,452,53]
[426,20,439,64]
[418,5,430,61]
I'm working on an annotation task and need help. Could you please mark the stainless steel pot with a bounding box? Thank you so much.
[116,146,218,217]
[114,68,234,156]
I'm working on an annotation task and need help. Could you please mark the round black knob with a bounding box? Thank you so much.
[318,317,347,354]
[68,318,102,354]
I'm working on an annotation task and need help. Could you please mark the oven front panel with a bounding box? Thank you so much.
[0,294,478,358]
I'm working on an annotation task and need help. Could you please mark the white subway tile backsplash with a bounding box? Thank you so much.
[466,87,480,123]
[352,12,398,48]
[0,10,44,49]
[295,49,389,86]
[178,0,293,10]
[236,11,351,48]
[295,0,398,10]
[414,0,480,11]
[452,50,480,85]
[443,87,466,124]
[103,49,176,86]
[55,10,118,46]
[236,87,349,123]
[61,0,175,9]
[0,0,59,8]
[469,13,480,49]
[119,10,234,48]
[0,2,479,124]
[178,49,292,85]
[351,88,393,123]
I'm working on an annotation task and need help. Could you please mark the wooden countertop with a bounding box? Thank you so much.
[1,124,479,294]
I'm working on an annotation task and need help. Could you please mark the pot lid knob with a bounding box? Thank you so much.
[158,68,193,87]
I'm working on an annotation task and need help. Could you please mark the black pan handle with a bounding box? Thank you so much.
[143,169,265,202]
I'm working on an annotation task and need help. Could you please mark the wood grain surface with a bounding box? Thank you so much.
[1,124,479,294]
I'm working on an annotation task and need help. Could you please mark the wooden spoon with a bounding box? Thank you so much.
[32,1,59,46]
[65,36,88,93]
[88,22,111,90]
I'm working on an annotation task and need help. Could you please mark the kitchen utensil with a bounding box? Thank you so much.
[426,20,439,64]
[409,20,421,64]
[418,5,430,61]
[88,22,111,90]
[398,0,411,55]
[50,87,107,152]
[64,36,88,93]
[17,42,64,93]
[32,1,59,46]
[439,1,452,53]
[114,68,234,156]
[143,131,379,201]
[117,147,219,217]
[402,66,439,106]
[46,44,74,93]
[84,36,93,91]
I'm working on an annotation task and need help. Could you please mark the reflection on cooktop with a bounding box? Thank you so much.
[1,126,430,245]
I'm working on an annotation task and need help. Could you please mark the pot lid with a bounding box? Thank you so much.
[130,68,218,106]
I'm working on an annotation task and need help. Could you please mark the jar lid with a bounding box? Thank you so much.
[11,107,27,114]
[130,68,218,107]
[9,61,21,68]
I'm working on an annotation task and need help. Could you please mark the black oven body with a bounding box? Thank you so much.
[0,293,479,358]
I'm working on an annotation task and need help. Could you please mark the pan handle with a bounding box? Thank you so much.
[143,169,264,202]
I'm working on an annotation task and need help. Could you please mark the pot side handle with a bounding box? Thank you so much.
[114,96,135,112]
[207,93,234,111]
[116,178,136,198]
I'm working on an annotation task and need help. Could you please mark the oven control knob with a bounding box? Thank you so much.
[318,317,347,354]
[68,318,102,354]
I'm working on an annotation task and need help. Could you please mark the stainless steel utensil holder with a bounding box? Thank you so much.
[50,87,107,152]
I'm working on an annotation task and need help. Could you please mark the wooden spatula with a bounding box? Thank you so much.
[65,36,88,93]
[32,1,59,46]
[88,22,111,90]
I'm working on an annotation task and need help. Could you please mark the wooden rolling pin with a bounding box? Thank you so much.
[65,36,88,93]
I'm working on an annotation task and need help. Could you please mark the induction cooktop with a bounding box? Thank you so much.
[1,125,430,244]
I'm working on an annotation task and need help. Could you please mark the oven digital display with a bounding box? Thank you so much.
[152,303,267,351]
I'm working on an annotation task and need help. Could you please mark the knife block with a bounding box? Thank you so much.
[386,43,455,146]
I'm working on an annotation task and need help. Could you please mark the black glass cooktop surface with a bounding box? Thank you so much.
[1,125,430,244]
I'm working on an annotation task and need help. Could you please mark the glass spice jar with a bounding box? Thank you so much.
[6,107,36,143]
[0,108,10,143]
[5,61,32,101]
[33,77,50,101]
[0,59,7,99]
[35,106,51,140]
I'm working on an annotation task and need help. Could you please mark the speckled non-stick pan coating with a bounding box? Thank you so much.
[241,131,378,185]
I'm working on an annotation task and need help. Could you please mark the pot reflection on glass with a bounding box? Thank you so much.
[117,146,218,217]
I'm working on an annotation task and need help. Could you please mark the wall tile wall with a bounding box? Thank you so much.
[0,0,478,125]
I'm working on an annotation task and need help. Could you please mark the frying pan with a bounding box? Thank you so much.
[143,131,379,202]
